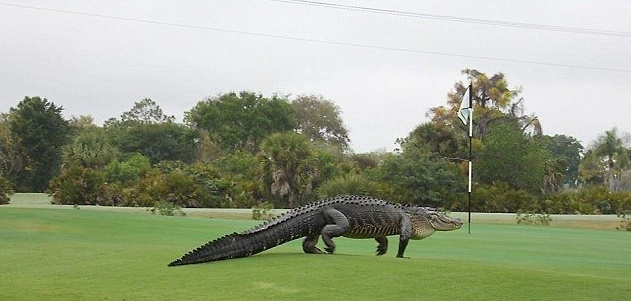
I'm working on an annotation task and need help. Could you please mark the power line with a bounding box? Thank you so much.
[1,2,630,73]
[270,0,631,38]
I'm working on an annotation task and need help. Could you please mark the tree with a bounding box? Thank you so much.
[105,99,197,164]
[422,69,543,184]
[213,151,262,207]
[103,153,152,184]
[539,135,583,188]
[10,96,70,192]
[476,120,549,194]
[0,113,21,185]
[429,69,541,141]
[584,128,631,191]
[62,126,118,168]
[373,139,462,208]
[291,95,350,151]
[579,150,605,186]
[69,115,96,129]
[185,92,295,153]
[400,122,466,161]
[117,98,174,124]
[112,122,198,164]
[105,98,174,128]
[258,132,319,207]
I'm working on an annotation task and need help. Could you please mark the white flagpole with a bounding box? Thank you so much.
[457,82,473,234]
[468,96,473,234]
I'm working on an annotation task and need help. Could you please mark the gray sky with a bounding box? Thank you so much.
[1,0,630,153]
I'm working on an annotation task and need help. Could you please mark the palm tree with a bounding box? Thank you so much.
[316,173,377,198]
[592,128,630,191]
[258,133,317,207]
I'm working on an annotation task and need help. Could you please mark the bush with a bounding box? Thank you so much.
[0,176,13,205]
[176,162,234,208]
[47,154,267,209]
[516,211,552,225]
[48,164,109,205]
[115,168,201,207]
[103,153,151,184]
[317,173,378,199]
[368,151,461,207]
[616,210,631,231]
[252,201,274,220]
[149,200,185,216]
[472,182,539,213]
[546,187,631,214]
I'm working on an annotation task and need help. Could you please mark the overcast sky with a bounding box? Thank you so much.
[1,0,630,153]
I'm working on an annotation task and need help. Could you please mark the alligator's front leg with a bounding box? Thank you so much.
[302,233,324,254]
[320,208,350,254]
[375,236,388,256]
[397,214,412,258]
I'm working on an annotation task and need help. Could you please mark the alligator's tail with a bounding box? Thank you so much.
[168,231,276,266]
[168,207,320,266]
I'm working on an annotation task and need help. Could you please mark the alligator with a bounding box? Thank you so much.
[168,195,462,266]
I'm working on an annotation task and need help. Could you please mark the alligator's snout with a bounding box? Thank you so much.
[432,215,463,231]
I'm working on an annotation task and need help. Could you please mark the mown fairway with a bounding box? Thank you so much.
[1,199,631,300]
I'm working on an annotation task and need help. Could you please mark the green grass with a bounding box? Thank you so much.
[1,196,631,300]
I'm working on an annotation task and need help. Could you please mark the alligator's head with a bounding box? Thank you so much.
[408,207,462,240]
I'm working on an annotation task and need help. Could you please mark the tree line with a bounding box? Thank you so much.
[1,69,630,214]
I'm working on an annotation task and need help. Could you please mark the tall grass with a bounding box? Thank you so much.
[1,205,630,300]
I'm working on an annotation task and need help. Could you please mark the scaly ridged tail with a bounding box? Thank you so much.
[168,232,266,266]
[168,209,319,266]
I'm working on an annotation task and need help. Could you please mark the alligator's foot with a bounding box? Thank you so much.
[376,245,387,256]
[396,255,411,259]
[303,246,324,254]
[325,246,335,254]
[303,234,324,254]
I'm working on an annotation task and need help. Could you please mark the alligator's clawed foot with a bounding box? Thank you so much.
[396,255,411,259]
[304,246,324,254]
[325,246,335,254]
[375,246,387,256]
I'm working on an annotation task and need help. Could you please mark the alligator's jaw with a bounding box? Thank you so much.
[432,215,463,231]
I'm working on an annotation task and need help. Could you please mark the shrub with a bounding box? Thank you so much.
[48,164,109,205]
[516,211,552,225]
[252,201,275,220]
[546,187,631,214]
[317,173,378,199]
[473,182,539,213]
[148,200,185,216]
[103,153,151,184]
[0,176,13,204]
[115,169,200,207]
[616,210,631,231]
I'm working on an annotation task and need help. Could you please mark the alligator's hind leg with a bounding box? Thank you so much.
[375,236,388,256]
[321,209,350,254]
[302,233,323,254]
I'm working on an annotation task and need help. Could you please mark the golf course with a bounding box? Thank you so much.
[2,194,630,300]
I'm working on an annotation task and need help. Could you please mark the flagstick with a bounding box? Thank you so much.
[467,83,473,235]
[468,107,473,234]
[457,83,474,234]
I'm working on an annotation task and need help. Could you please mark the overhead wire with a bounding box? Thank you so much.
[1,2,630,73]
[269,0,631,38]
